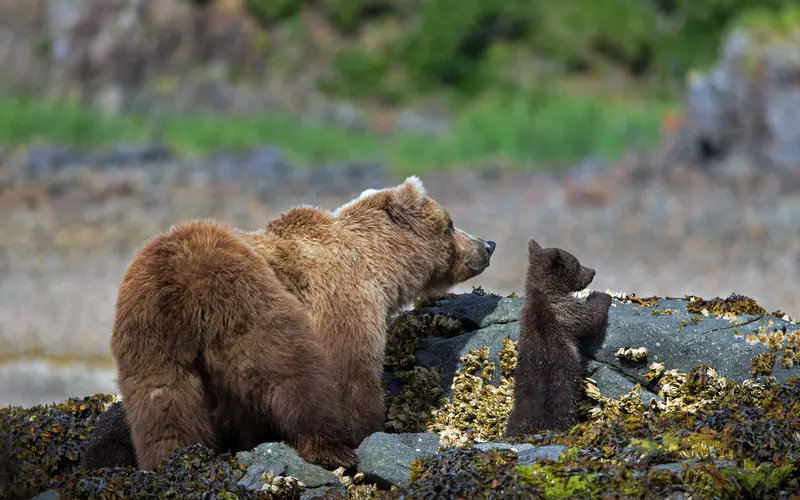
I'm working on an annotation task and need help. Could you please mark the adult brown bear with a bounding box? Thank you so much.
[91,176,496,471]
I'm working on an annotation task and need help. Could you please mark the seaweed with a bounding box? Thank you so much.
[0,393,117,498]
[383,310,466,433]
[427,343,516,448]
[53,444,285,499]
[687,294,766,318]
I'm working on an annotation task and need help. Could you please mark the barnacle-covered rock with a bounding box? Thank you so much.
[616,347,649,363]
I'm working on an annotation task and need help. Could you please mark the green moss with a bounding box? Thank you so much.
[686,294,766,318]
[517,464,604,498]
[735,462,797,497]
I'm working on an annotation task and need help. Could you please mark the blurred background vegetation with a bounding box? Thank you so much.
[0,0,797,172]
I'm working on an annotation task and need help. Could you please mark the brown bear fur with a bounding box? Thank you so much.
[505,239,611,437]
[107,176,496,471]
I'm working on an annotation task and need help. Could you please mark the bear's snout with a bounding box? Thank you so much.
[485,240,496,256]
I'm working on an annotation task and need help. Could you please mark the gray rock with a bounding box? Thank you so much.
[517,445,569,465]
[407,293,800,402]
[301,485,346,500]
[651,459,738,475]
[473,442,535,453]
[471,442,568,464]
[590,365,659,405]
[30,490,61,500]
[235,442,339,491]
[355,432,440,489]
[670,26,800,185]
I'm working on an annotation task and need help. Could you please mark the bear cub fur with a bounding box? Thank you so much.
[505,239,612,437]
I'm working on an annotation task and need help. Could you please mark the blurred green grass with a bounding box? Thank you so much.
[0,86,674,174]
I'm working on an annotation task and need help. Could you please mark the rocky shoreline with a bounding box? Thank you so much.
[3,289,799,499]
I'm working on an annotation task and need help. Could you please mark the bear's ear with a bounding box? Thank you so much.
[528,239,543,255]
[385,176,428,225]
[396,176,427,207]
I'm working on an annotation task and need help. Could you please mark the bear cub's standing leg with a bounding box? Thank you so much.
[505,239,612,437]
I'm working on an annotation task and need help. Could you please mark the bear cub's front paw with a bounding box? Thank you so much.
[586,291,612,308]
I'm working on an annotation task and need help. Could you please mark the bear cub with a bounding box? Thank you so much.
[505,239,612,437]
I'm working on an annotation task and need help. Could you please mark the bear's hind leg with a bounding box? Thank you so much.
[119,366,216,471]
[205,291,357,469]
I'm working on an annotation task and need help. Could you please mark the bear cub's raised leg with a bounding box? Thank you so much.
[505,239,612,437]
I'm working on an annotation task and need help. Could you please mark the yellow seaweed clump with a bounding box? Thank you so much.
[750,352,776,377]
[686,294,766,319]
[427,342,516,448]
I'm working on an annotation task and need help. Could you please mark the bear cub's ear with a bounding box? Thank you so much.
[528,239,543,255]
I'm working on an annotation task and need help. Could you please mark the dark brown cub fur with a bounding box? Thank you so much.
[505,239,612,437]
[80,402,138,469]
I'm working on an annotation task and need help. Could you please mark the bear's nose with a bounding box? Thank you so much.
[485,240,496,255]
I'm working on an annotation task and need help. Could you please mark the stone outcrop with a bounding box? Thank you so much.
[664,22,800,187]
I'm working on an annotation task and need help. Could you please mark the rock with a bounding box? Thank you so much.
[354,432,440,489]
[29,489,61,500]
[667,23,800,187]
[235,442,339,492]
[473,442,569,465]
[589,365,660,404]
[96,143,173,166]
[26,146,88,177]
[516,445,569,465]
[474,442,535,453]
[651,459,738,475]
[409,292,800,401]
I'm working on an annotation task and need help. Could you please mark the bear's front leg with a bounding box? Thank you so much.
[339,361,386,448]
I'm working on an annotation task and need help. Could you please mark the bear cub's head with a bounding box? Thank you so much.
[334,176,496,292]
[525,239,595,296]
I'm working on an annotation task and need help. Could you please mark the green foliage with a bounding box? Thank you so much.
[0,91,671,173]
[243,0,308,26]
[319,0,399,34]
[235,0,800,98]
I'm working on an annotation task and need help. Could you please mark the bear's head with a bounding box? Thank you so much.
[525,239,595,296]
[334,176,496,299]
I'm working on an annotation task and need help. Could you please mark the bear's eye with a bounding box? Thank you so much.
[447,218,454,231]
